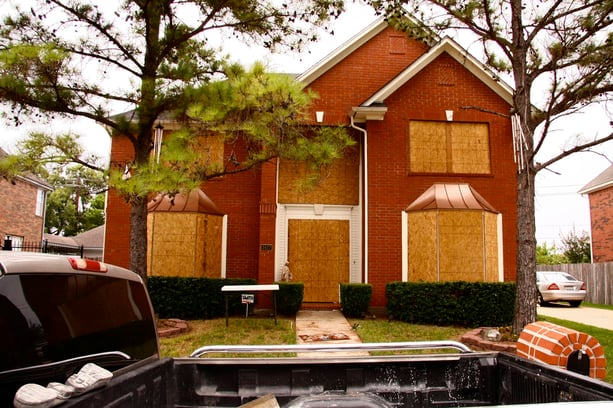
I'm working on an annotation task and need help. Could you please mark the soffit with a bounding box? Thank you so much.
[578,164,613,195]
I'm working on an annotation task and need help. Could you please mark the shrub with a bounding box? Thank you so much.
[386,281,516,327]
[275,282,304,315]
[147,276,256,319]
[340,283,372,317]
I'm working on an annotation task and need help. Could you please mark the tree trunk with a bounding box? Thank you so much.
[509,0,538,335]
[129,197,148,282]
[513,166,538,334]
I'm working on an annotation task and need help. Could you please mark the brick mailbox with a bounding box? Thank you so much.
[517,321,606,380]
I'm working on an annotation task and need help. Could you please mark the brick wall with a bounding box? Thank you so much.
[105,25,517,307]
[0,178,45,244]
[307,36,516,305]
[589,187,613,262]
[104,135,136,268]
[105,134,264,281]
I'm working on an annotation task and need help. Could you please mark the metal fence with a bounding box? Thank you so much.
[2,239,85,258]
[537,263,613,305]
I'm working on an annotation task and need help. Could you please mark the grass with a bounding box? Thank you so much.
[159,317,296,358]
[159,313,611,383]
[584,302,613,311]
[159,316,469,357]
[347,319,468,354]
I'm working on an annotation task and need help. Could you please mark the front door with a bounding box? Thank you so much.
[288,219,349,303]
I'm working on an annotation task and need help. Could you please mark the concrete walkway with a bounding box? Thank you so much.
[537,305,613,330]
[295,310,367,356]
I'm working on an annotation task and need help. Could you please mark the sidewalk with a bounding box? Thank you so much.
[295,310,367,356]
[537,305,613,330]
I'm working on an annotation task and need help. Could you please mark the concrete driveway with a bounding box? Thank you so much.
[537,304,613,330]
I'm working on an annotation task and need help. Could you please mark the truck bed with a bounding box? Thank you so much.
[62,347,613,407]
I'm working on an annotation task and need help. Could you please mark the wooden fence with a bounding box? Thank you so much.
[536,263,613,305]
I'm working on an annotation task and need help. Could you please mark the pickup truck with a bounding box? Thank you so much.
[1,252,613,407]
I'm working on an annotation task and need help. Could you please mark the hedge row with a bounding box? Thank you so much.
[147,276,256,319]
[340,283,372,317]
[275,282,304,315]
[386,281,516,327]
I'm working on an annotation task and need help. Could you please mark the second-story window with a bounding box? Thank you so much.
[35,189,45,217]
[408,120,491,175]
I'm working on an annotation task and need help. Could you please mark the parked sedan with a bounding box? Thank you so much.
[536,271,586,307]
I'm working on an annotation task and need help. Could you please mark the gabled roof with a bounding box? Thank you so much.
[296,16,514,123]
[43,225,105,248]
[363,36,514,107]
[578,164,613,195]
[405,183,499,213]
[298,16,438,86]
[0,147,53,191]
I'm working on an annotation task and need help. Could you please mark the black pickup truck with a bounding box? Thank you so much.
[1,252,612,407]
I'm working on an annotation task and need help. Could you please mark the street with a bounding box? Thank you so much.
[537,304,613,330]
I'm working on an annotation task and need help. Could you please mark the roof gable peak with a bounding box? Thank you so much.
[362,36,514,107]
[297,14,437,86]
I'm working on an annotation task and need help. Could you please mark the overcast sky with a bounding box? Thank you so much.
[1,0,611,247]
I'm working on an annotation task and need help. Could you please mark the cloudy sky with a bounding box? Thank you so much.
[1,1,611,247]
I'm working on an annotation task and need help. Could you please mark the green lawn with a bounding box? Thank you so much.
[159,314,612,383]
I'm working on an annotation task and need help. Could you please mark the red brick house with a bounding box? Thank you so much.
[578,165,613,262]
[104,17,517,307]
[0,147,53,250]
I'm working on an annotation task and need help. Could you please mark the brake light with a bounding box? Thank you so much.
[69,258,108,273]
[580,283,586,290]
[547,283,560,290]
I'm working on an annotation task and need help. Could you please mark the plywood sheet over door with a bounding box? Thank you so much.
[288,219,349,303]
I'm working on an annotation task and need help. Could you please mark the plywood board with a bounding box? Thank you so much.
[438,211,484,281]
[409,121,490,174]
[408,211,438,281]
[288,219,349,302]
[278,146,359,205]
[147,212,223,278]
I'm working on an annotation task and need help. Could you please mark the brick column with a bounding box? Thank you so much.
[256,160,278,308]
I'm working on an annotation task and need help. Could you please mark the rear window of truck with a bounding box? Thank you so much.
[0,273,157,372]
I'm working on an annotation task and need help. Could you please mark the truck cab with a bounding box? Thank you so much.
[0,252,159,405]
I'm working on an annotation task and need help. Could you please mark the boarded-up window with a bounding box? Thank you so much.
[150,130,225,174]
[278,146,360,205]
[193,133,225,173]
[409,121,490,174]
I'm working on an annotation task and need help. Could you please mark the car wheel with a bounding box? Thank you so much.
[537,292,549,307]
[569,300,582,308]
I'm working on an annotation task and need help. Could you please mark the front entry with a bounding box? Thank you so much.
[288,219,349,303]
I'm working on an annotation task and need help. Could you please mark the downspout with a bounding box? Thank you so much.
[350,114,368,284]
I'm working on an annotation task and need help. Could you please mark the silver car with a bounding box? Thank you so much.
[536,271,586,307]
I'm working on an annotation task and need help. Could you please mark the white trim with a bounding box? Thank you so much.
[498,213,504,282]
[221,214,228,278]
[401,211,408,281]
[297,18,389,86]
[275,204,361,283]
[578,180,613,195]
[363,37,514,107]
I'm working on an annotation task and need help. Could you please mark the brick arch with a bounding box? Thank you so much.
[517,321,606,380]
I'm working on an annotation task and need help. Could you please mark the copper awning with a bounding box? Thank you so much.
[148,189,224,215]
[405,183,498,213]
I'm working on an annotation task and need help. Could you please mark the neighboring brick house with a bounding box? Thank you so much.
[578,165,613,263]
[0,147,53,249]
[104,17,517,307]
